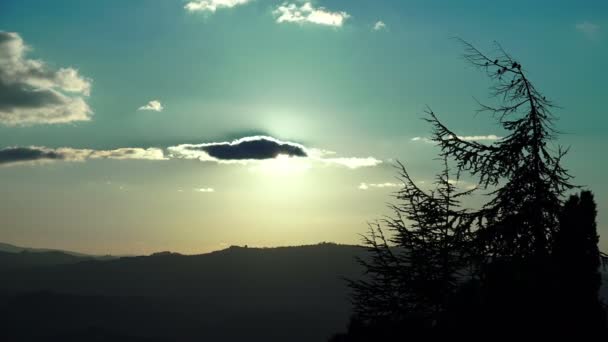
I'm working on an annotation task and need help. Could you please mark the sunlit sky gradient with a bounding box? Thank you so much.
[1,0,606,255]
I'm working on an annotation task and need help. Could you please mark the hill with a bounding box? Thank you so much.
[0,243,367,342]
[0,250,94,271]
[0,241,114,259]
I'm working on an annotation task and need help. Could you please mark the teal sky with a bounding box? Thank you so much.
[0,0,606,255]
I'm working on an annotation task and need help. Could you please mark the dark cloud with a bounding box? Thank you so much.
[0,147,64,165]
[167,136,382,168]
[0,146,165,166]
[0,79,64,111]
[184,136,308,160]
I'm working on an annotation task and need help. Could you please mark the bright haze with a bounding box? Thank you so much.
[0,0,606,255]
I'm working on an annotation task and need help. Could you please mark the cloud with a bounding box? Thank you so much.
[576,21,600,39]
[0,146,66,166]
[1,136,381,170]
[184,0,251,13]
[411,136,434,144]
[138,100,163,112]
[412,135,501,144]
[358,182,404,190]
[195,187,215,193]
[273,2,350,27]
[448,179,477,190]
[169,136,381,169]
[0,146,165,167]
[0,31,92,125]
[169,136,307,162]
[319,157,382,169]
[415,178,477,191]
[373,21,386,31]
[88,148,165,161]
[454,135,501,141]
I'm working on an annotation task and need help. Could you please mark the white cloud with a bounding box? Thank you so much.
[454,135,501,141]
[415,178,477,191]
[273,2,350,27]
[0,31,92,125]
[358,182,404,190]
[138,100,164,112]
[447,179,477,190]
[411,136,434,144]
[412,135,501,144]
[373,21,386,31]
[576,21,600,39]
[88,148,166,160]
[318,157,382,169]
[195,187,215,193]
[185,0,251,13]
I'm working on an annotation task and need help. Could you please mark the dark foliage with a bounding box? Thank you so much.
[337,40,607,340]
[553,191,607,332]
[343,159,476,339]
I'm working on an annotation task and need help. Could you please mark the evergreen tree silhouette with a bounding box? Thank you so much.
[335,40,607,341]
[554,191,607,333]
[341,159,475,340]
[426,39,576,333]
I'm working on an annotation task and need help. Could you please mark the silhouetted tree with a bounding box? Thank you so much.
[426,39,577,332]
[342,159,475,339]
[554,190,607,333]
[336,40,606,341]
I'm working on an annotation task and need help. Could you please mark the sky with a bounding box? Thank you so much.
[0,0,606,255]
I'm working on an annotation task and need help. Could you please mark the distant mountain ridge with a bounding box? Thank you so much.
[0,242,366,342]
[0,241,111,258]
[1,242,606,342]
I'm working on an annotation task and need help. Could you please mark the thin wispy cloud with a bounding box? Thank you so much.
[411,137,434,144]
[373,21,386,31]
[273,2,350,27]
[195,187,215,193]
[412,135,501,144]
[138,100,164,112]
[184,0,251,13]
[415,179,477,191]
[576,21,600,39]
[455,135,501,141]
[317,156,382,169]
[0,146,165,167]
[358,182,404,190]
[447,179,477,190]
[0,31,92,125]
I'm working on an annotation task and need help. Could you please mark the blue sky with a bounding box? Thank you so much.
[0,0,606,254]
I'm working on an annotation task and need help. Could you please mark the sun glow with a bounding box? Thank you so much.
[249,154,312,176]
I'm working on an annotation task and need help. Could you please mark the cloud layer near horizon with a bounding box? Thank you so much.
[0,31,92,125]
[412,135,502,144]
[0,136,381,169]
[169,136,382,169]
[0,146,165,166]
